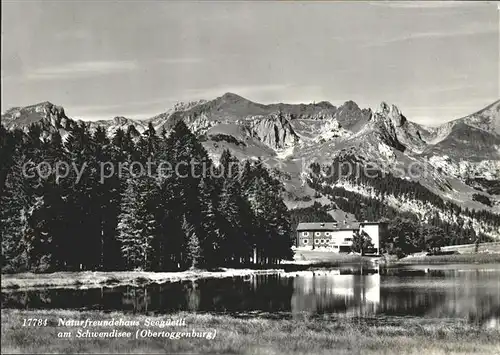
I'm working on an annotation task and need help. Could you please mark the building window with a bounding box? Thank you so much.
[315,232,321,237]
[325,232,330,236]
[345,238,353,242]
[303,240,308,244]
[302,232,309,237]
[315,239,320,244]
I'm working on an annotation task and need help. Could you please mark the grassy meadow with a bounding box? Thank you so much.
[397,253,500,264]
[2,309,499,355]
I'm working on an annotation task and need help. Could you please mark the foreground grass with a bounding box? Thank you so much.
[398,253,500,264]
[2,309,499,354]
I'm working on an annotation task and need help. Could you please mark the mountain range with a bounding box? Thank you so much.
[2,93,499,238]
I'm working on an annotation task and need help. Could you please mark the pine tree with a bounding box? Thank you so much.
[243,160,292,264]
[0,126,22,198]
[197,177,221,267]
[17,125,62,271]
[64,124,102,270]
[351,230,374,255]
[186,229,201,270]
[216,151,256,265]
[218,179,245,264]
[0,144,31,272]
[116,177,156,270]
[181,214,198,269]
[164,120,214,266]
[92,127,123,270]
[154,175,184,270]
[240,160,253,191]
[144,122,160,158]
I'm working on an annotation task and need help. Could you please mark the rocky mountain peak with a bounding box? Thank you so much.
[247,112,299,149]
[333,100,371,132]
[459,99,500,136]
[113,116,130,125]
[2,101,71,132]
[342,100,360,111]
[219,92,247,103]
[372,102,429,153]
[171,99,207,113]
[20,101,65,118]
[378,101,391,115]
[368,103,405,151]
[315,101,335,109]
[376,102,406,127]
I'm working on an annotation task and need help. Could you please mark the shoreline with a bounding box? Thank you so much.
[2,309,499,354]
[3,254,500,291]
[395,253,500,265]
[0,268,284,291]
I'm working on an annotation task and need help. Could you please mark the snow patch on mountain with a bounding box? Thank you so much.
[147,99,208,131]
[428,156,500,180]
[186,113,217,135]
[276,146,295,160]
[88,116,148,136]
[314,120,345,142]
[378,142,395,160]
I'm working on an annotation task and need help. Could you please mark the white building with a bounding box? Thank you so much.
[295,221,384,255]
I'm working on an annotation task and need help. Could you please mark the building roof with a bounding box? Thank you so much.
[296,221,384,231]
[296,222,360,231]
[360,221,387,226]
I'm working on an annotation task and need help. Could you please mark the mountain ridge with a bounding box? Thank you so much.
[4,94,498,136]
[2,94,499,239]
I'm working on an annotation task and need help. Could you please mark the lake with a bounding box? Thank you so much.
[2,264,500,326]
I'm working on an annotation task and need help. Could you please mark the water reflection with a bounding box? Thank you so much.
[2,264,500,325]
[291,272,380,317]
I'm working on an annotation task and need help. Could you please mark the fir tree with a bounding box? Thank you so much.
[116,177,157,270]
[0,144,31,272]
[186,229,201,270]
[351,230,374,255]
[197,177,221,267]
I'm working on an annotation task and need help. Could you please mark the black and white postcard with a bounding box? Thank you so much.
[1,1,499,354]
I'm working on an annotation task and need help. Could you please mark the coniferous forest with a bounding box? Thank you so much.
[308,156,499,256]
[2,118,499,273]
[0,121,293,273]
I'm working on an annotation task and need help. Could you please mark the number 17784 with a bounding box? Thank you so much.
[22,318,48,326]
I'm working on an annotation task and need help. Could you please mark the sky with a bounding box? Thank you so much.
[1,1,498,125]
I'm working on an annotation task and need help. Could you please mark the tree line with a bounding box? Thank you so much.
[0,121,293,273]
